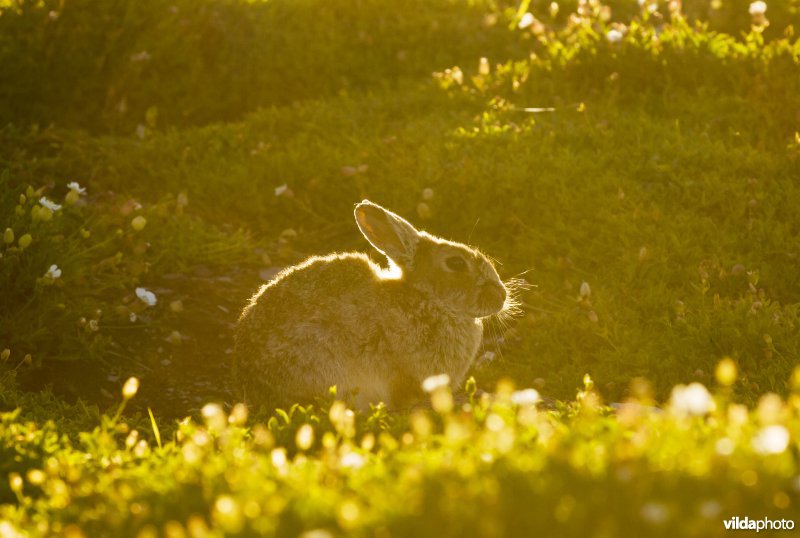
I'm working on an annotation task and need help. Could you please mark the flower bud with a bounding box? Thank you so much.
[122,377,140,400]
[8,473,22,492]
[295,424,315,451]
[715,357,737,386]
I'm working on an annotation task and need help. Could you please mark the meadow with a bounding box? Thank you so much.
[1,0,800,535]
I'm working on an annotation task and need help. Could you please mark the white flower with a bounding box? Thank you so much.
[0,522,25,538]
[749,1,767,15]
[518,12,535,29]
[340,452,365,469]
[130,50,151,62]
[511,388,541,406]
[274,184,288,196]
[45,264,62,279]
[39,197,62,211]
[450,67,464,85]
[202,403,227,431]
[640,502,669,524]
[580,281,592,297]
[752,425,790,455]
[135,287,157,306]
[669,382,715,416]
[606,29,624,43]
[421,373,450,393]
[699,500,722,519]
[67,182,87,195]
[715,437,734,456]
[271,448,287,468]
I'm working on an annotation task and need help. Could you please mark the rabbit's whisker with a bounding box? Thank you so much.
[467,218,480,244]
[510,267,535,279]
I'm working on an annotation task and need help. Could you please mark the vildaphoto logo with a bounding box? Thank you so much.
[723,516,795,532]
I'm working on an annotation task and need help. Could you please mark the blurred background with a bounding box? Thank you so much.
[2,0,799,132]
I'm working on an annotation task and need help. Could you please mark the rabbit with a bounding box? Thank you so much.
[233,200,512,411]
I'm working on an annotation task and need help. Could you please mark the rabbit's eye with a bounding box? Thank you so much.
[445,256,467,272]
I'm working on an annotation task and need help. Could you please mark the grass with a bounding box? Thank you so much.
[1,0,800,534]
[4,76,798,406]
[1,373,799,536]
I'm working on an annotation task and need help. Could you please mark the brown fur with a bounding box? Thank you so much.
[233,201,507,411]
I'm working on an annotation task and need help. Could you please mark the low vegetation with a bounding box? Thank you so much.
[2,371,799,537]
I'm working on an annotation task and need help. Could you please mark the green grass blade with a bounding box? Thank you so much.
[148,407,162,450]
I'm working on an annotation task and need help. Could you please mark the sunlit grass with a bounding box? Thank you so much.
[6,87,796,403]
[1,369,799,536]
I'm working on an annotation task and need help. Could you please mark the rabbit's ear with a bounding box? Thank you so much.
[354,201,419,266]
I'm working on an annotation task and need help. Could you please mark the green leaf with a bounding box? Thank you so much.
[275,408,290,425]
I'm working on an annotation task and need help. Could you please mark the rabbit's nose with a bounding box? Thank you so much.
[482,282,507,311]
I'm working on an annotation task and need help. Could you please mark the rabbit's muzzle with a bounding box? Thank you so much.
[476,282,507,317]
